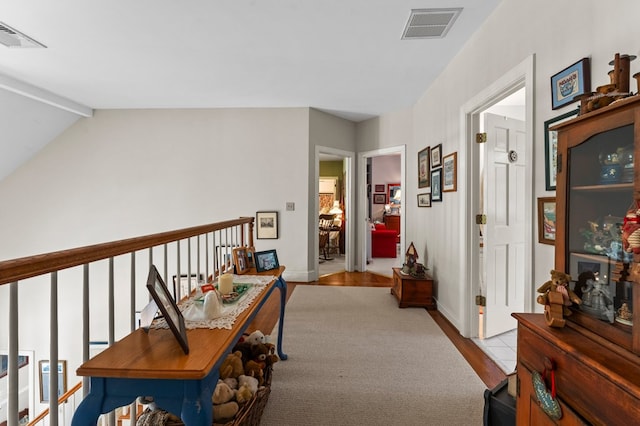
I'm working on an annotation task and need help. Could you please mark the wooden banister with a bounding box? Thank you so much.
[0,217,254,286]
[27,381,83,426]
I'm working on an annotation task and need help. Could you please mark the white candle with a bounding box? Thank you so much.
[218,273,234,295]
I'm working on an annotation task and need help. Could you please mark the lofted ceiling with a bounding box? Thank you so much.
[0,0,502,181]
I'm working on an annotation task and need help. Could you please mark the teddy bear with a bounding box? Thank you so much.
[219,350,245,380]
[212,380,240,423]
[536,269,582,327]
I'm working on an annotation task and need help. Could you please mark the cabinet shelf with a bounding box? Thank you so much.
[571,182,633,191]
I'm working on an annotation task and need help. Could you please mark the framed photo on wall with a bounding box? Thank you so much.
[550,58,590,110]
[39,360,67,403]
[431,169,442,202]
[442,152,457,192]
[417,193,431,207]
[373,193,386,204]
[544,109,578,190]
[256,211,279,239]
[431,144,442,168]
[374,184,385,192]
[418,147,430,188]
[537,197,556,245]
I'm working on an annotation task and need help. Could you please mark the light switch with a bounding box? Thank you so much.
[286,202,295,211]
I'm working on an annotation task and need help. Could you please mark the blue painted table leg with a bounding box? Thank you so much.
[71,379,105,426]
[276,276,288,360]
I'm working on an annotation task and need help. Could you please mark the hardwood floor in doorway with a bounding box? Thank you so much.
[247,271,506,389]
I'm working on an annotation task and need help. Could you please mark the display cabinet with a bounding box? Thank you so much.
[554,95,640,354]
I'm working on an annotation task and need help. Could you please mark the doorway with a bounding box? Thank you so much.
[462,55,535,344]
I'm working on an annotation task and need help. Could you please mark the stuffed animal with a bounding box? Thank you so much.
[219,351,245,379]
[244,360,264,385]
[212,380,235,405]
[536,269,582,327]
[238,375,259,395]
[235,383,254,404]
[213,401,239,422]
[245,330,266,346]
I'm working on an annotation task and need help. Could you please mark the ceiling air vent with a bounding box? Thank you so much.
[402,8,463,40]
[0,21,46,48]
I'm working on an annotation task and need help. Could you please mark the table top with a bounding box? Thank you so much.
[76,266,284,380]
[392,267,432,281]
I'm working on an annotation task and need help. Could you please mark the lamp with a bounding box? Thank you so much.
[393,188,402,203]
[329,200,343,215]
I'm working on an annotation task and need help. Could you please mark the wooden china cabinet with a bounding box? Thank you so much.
[514,96,640,425]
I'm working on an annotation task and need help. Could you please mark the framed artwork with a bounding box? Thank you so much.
[388,183,401,205]
[550,58,590,110]
[374,184,385,192]
[537,197,556,245]
[246,246,256,268]
[544,109,578,190]
[430,144,442,168]
[172,273,204,300]
[442,152,457,192]
[256,211,279,239]
[418,147,430,188]
[146,265,189,354]
[233,246,250,274]
[39,360,67,403]
[417,193,431,207]
[373,193,386,204]
[255,249,279,272]
[431,168,442,202]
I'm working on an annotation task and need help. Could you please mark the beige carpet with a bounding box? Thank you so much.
[260,286,486,425]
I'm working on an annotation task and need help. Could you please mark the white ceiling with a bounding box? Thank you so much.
[0,0,502,180]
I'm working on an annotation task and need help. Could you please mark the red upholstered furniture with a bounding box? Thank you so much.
[371,223,397,258]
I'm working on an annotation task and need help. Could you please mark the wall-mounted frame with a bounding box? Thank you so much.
[431,169,442,202]
[255,249,279,272]
[442,152,457,192]
[544,108,579,190]
[550,57,590,110]
[146,265,189,354]
[417,193,431,207]
[537,197,556,245]
[374,184,385,192]
[256,211,279,239]
[430,144,442,168]
[373,193,386,204]
[39,360,67,403]
[233,246,250,274]
[418,147,430,188]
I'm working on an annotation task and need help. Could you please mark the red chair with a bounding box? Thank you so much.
[371,223,397,258]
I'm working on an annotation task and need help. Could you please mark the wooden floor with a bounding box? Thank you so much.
[248,271,507,389]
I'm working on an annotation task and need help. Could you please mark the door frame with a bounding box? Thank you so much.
[315,146,355,279]
[357,145,406,272]
[461,55,535,338]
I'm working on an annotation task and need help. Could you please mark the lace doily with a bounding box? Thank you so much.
[152,274,276,330]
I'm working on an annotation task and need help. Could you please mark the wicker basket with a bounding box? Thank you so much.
[136,366,272,426]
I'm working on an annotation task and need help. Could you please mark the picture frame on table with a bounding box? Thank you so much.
[431,168,442,202]
[544,108,579,190]
[39,360,67,403]
[537,197,556,245]
[256,211,279,239]
[172,273,204,300]
[417,193,431,207]
[442,152,457,192]
[550,58,590,110]
[430,144,442,168]
[418,146,430,188]
[255,249,279,272]
[232,246,250,274]
[374,184,385,192]
[373,193,386,204]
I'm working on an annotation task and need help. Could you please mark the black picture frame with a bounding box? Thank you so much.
[373,193,386,204]
[146,265,189,354]
[254,249,279,272]
[418,146,430,188]
[431,144,442,168]
[431,168,442,202]
[417,193,431,207]
[550,58,590,110]
[256,211,279,239]
[544,108,579,190]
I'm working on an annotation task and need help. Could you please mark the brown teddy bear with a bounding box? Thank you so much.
[219,350,245,380]
[536,269,582,327]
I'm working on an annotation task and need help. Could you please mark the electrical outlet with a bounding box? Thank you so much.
[286,202,295,211]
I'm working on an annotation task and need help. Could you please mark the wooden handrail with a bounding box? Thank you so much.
[0,217,254,286]
[27,381,83,426]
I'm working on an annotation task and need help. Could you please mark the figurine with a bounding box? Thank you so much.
[400,242,427,279]
[616,302,633,325]
[579,275,615,323]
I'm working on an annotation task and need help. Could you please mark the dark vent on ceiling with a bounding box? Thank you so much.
[0,21,46,48]
[402,8,463,40]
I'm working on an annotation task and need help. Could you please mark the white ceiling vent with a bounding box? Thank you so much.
[402,8,463,40]
[0,22,46,48]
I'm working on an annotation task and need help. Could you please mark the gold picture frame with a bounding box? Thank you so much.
[233,246,250,274]
[39,360,67,403]
[442,152,457,192]
[537,197,556,245]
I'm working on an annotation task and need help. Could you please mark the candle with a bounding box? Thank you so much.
[218,273,234,295]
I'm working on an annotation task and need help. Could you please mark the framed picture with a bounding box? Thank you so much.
[544,109,579,190]
[374,184,385,192]
[431,168,442,202]
[232,246,250,274]
[417,193,431,207]
[246,246,256,268]
[39,360,67,403]
[256,211,279,239]
[388,183,401,205]
[146,265,189,354]
[373,193,386,204]
[537,197,556,245]
[431,144,442,168]
[442,152,457,192]
[255,249,279,272]
[418,147,430,188]
[172,273,204,300]
[550,58,590,110]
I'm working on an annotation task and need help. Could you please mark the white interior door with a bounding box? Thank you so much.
[483,113,526,338]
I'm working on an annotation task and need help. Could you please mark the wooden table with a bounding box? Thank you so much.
[71,267,288,426]
[391,267,436,309]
